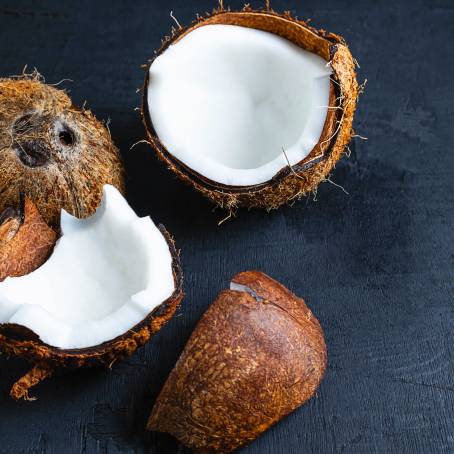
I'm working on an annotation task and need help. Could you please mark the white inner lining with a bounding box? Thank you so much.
[0,185,175,349]
[148,24,332,186]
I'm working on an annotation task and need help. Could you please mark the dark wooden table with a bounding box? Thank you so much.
[1,1,453,453]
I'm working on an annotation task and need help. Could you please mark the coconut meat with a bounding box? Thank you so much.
[148,24,332,186]
[0,185,175,349]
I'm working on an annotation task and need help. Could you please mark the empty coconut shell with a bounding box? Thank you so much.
[148,271,327,453]
[0,72,125,227]
[142,6,359,211]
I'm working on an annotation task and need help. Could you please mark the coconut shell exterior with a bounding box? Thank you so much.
[0,74,125,227]
[142,7,359,210]
[0,197,57,281]
[0,224,184,400]
[148,271,327,453]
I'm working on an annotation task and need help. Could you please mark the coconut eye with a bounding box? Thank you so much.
[16,141,50,168]
[58,126,75,146]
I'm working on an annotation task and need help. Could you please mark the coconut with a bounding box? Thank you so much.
[0,185,183,400]
[0,72,125,227]
[0,196,57,282]
[148,271,326,453]
[142,6,359,211]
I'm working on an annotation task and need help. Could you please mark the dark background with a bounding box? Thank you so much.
[0,0,453,453]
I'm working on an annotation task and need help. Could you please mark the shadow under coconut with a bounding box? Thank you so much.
[279,147,422,372]
[122,134,218,226]
[282,149,416,288]
[0,322,193,453]
[90,103,219,234]
[83,318,196,453]
[272,155,416,332]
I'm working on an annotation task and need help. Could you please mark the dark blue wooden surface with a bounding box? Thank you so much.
[0,1,453,453]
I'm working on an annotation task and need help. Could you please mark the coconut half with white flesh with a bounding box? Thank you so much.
[142,7,359,211]
[0,185,183,400]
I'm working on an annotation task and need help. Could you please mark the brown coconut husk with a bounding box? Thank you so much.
[148,270,327,453]
[142,6,360,212]
[0,200,184,400]
[0,71,125,227]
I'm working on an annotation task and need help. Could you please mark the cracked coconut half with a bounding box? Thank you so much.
[142,7,359,211]
[0,185,183,400]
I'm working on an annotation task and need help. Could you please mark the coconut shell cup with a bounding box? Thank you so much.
[142,6,359,211]
[148,271,327,453]
[0,199,184,401]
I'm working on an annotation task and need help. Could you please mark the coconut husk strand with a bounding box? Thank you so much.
[0,73,125,227]
[0,200,183,400]
[148,271,327,453]
[142,7,359,212]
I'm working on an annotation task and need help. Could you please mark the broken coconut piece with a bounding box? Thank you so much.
[148,270,327,453]
[142,8,359,210]
[0,185,183,400]
[0,73,125,227]
[0,196,57,282]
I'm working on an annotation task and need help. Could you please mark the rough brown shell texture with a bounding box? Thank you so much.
[0,202,184,400]
[142,8,359,211]
[0,74,125,227]
[148,270,327,453]
[0,197,57,281]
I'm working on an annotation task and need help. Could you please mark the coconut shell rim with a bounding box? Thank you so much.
[0,224,184,363]
[141,9,353,195]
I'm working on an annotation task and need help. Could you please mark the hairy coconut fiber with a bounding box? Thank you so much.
[142,6,359,211]
[0,215,183,400]
[148,271,327,453]
[0,73,125,227]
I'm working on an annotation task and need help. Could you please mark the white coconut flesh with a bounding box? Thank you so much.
[0,185,175,349]
[148,24,332,186]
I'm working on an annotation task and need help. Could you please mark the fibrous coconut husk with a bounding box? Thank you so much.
[0,72,125,227]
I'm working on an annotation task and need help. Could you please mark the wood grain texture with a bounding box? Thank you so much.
[0,0,453,453]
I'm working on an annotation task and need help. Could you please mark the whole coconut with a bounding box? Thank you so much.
[0,73,124,226]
